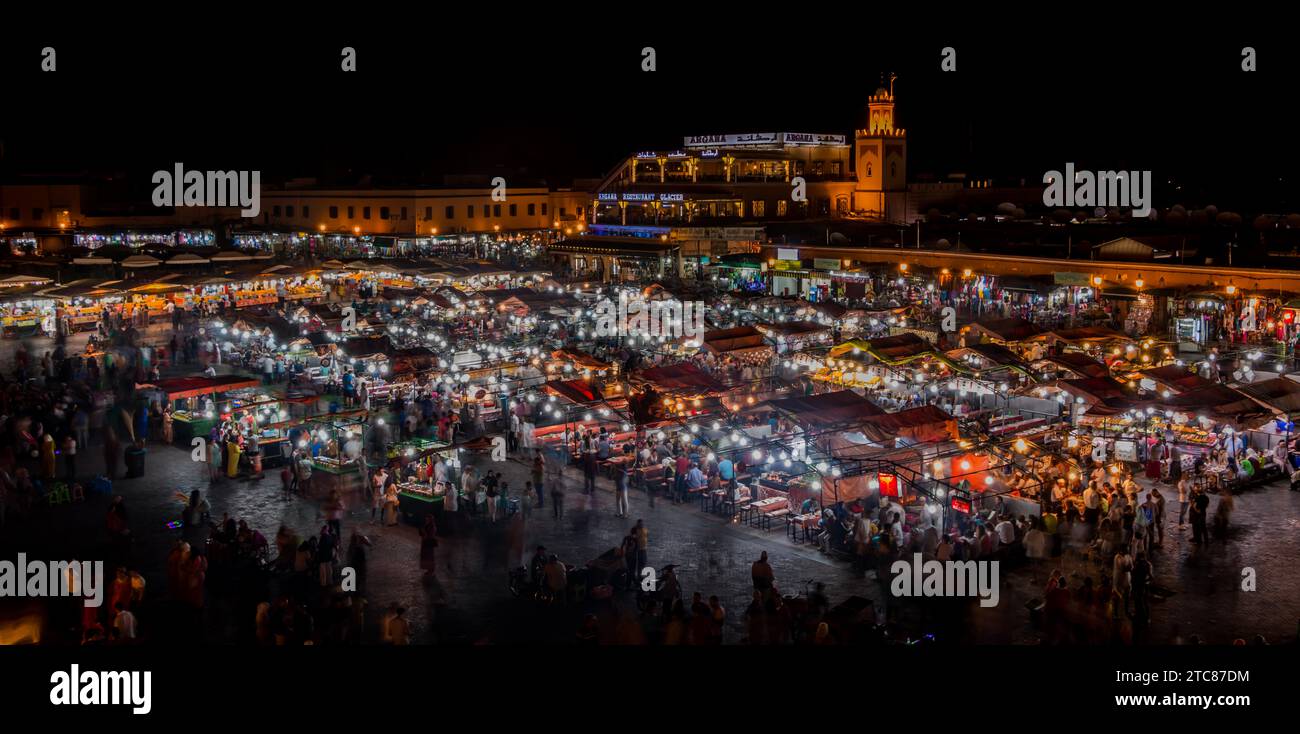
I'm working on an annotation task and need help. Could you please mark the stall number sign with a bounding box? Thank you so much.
[950,496,972,514]
[877,472,899,497]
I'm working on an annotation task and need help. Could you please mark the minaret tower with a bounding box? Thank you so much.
[854,73,908,222]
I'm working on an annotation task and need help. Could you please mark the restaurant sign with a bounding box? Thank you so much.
[1054,271,1092,287]
[813,258,842,271]
[684,132,847,148]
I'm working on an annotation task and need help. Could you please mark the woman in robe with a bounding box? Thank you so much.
[40,433,57,480]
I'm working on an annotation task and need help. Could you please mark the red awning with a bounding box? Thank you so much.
[137,375,262,401]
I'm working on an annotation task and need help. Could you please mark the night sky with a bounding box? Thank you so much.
[1,23,1294,213]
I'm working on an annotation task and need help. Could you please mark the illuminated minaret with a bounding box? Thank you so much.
[854,74,908,222]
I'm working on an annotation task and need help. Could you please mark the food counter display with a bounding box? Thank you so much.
[387,438,446,459]
[60,305,101,332]
[1167,424,1217,454]
[312,455,360,474]
[396,481,450,523]
[2,310,48,337]
[234,288,278,309]
[172,407,218,443]
[284,282,325,302]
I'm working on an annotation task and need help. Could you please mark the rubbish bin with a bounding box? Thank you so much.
[125,444,146,478]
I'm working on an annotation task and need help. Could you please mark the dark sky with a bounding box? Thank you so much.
[1,22,1294,212]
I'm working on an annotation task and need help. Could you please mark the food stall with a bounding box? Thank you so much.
[393,439,459,523]
[134,375,264,443]
[306,415,369,476]
[0,285,57,338]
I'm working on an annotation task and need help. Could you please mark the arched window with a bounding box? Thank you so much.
[866,162,873,177]
[890,162,896,178]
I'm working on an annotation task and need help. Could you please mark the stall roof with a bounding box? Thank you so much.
[545,379,606,404]
[1033,351,1110,379]
[1163,384,1271,421]
[848,405,958,445]
[1237,377,1300,414]
[765,389,885,429]
[389,347,438,374]
[755,320,831,337]
[339,334,393,358]
[947,342,1023,367]
[1058,376,1137,407]
[551,347,611,371]
[0,284,55,304]
[702,326,770,355]
[633,362,726,393]
[966,317,1044,343]
[1039,326,1130,344]
[848,332,938,363]
[138,375,262,400]
[1139,364,1216,393]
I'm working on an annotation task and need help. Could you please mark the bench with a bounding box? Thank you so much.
[759,507,790,532]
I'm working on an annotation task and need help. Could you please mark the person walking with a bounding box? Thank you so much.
[531,452,545,509]
[486,480,499,523]
[419,514,439,578]
[551,478,565,520]
[615,463,630,518]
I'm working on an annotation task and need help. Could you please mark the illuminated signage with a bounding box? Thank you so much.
[683,132,846,148]
[782,132,847,146]
[684,132,779,148]
[635,152,658,159]
[878,473,899,497]
[950,497,971,514]
[777,248,800,261]
[699,149,720,158]
[614,193,684,203]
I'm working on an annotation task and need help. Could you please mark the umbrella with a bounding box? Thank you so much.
[0,274,52,286]
[210,250,252,262]
[120,254,162,268]
[165,253,210,265]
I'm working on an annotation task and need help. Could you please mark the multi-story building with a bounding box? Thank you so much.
[0,180,591,255]
[255,185,590,237]
[589,84,909,229]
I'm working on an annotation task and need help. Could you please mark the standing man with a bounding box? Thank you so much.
[583,449,597,495]
[674,451,690,505]
[1176,475,1190,527]
[615,463,630,518]
[634,519,648,572]
[532,452,545,509]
